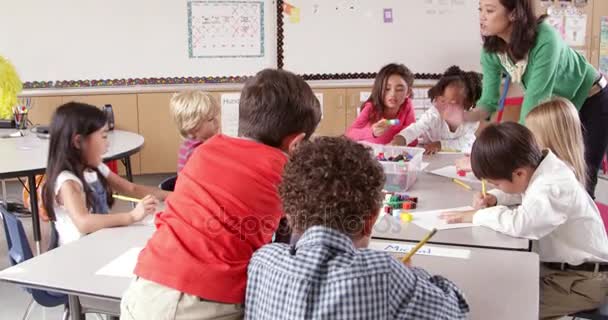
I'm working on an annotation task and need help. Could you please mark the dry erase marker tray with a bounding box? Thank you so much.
[360,142,424,192]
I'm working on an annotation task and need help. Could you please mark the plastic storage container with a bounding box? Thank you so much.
[361,142,424,191]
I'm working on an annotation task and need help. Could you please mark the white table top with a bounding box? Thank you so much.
[0,226,153,301]
[372,153,531,251]
[0,129,144,178]
[0,227,539,319]
[371,239,540,320]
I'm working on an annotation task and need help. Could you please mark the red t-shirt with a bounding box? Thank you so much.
[134,134,287,303]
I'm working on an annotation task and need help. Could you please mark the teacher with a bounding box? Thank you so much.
[466,0,608,198]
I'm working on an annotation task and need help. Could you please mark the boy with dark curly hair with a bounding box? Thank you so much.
[244,137,469,320]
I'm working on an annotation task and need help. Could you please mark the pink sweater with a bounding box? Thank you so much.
[345,100,417,145]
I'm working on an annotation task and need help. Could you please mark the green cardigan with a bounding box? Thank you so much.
[477,21,597,123]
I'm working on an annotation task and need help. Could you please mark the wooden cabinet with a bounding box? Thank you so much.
[137,92,180,174]
[345,88,372,129]
[27,96,63,126]
[62,94,141,175]
[312,89,346,136]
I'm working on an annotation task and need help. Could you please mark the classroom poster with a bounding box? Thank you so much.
[600,17,608,75]
[564,14,587,46]
[314,92,324,119]
[188,1,264,58]
[546,14,565,40]
[221,93,241,137]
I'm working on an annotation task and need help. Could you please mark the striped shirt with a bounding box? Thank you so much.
[245,226,469,319]
[177,138,203,172]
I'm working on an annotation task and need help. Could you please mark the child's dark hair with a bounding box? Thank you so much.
[42,102,114,220]
[364,63,415,122]
[482,0,546,61]
[279,137,385,238]
[471,122,543,181]
[428,66,482,110]
[238,69,322,148]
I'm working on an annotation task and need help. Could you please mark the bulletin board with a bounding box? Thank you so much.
[278,0,483,80]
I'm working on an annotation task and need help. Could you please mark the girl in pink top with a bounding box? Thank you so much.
[345,63,417,146]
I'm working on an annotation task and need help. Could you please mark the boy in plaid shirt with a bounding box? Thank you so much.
[245,137,469,320]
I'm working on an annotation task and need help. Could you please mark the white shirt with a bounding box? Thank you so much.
[54,163,111,246]
[398,106,479,153]
[473,150,608,265]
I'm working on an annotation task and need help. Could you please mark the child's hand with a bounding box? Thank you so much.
[402,258,412,267]
[455,156,472,172]
[391,135,407,146]
[423,141,441,155]
[371,119,390,137]
[130,195,159,222]
[440,210,476,224]
[473,192,497,209]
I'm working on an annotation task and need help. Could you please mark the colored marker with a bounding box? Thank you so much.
[385,119,400,125]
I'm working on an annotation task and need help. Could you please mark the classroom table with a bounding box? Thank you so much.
[0,129,144,254]
[372,153,532,251]
[0,226,539,320]
[370,239,540,320]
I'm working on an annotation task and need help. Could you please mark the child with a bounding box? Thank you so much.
[392,66,482,154]
[441,122,608,319]
[121,69,322,320]
[170,90,220,172]
[41,102,166,245]
[525,97,587,188]
[245,137,469,319]
[345,63,417,145]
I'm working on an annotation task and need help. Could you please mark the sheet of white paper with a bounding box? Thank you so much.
[565,14,587,46]
[369,240,470,259]
[314,92,324,119]
[95,247,142,278]
[411,206,475,231]
[359,91,371,102]
[420,161,430,171]
[221,93,241,137]
[429,165,479,183]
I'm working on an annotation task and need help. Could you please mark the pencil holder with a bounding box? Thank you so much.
[14,112,28,129]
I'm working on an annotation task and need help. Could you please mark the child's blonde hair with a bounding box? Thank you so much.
[525,97,587,186]
[170,90,219,139]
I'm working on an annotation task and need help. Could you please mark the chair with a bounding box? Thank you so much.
[1,205,69,320]
[158,175,177,192]
[597,202,608,242]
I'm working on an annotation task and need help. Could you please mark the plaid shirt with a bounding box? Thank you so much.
[245,226,469,320]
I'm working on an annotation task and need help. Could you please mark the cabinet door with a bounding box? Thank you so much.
[345,88,372,130]
[313,89,346,136]
[62,94,140,175]
[27,96,64,126]
[137,92,181,174]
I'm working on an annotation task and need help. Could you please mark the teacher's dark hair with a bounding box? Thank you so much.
[482,0,546,61]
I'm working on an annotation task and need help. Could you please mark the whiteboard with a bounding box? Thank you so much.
[0,0,276,83]
[280,0,482,77]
